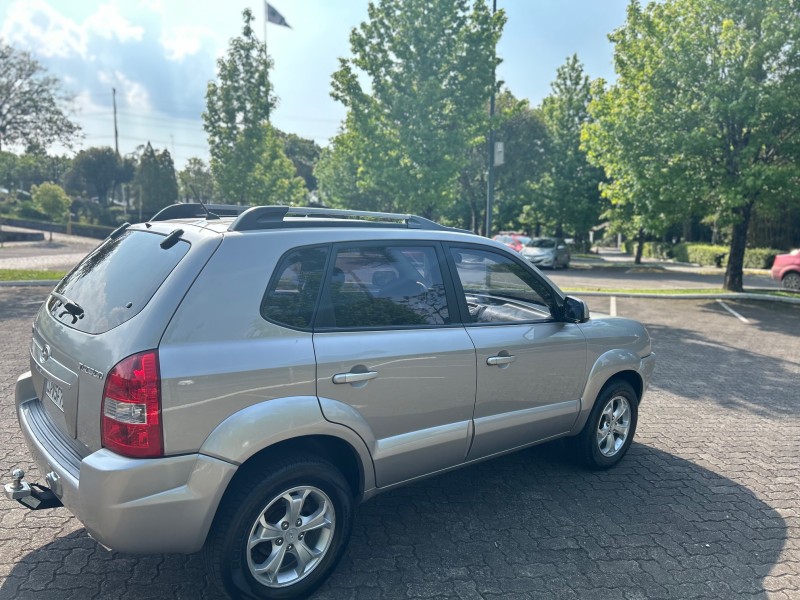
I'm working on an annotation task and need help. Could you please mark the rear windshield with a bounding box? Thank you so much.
[46,230,190,334]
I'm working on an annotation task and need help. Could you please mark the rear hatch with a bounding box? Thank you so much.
[29,223,221,453]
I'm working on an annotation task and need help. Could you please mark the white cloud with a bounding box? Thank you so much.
[84,3,144,43]
[1,0,87,58]
[98,70,152,111]
[161,25,215,61]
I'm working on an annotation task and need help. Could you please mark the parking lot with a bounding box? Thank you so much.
[0,286,797,600]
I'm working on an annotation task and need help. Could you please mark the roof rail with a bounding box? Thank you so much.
[229,205,448,232]
[151,203,249,221]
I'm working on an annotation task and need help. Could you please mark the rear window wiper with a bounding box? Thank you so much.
[50,291,85,323]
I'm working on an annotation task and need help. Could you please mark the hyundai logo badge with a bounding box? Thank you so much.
[40,344,51,363]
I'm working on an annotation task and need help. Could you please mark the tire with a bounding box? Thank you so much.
[203,455,354,600]
[782,271,800,291]
[571,380,638,469]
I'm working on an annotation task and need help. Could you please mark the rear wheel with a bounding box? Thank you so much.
[782,271,800,291]
[571,380,638,469]
[203,455,354,600]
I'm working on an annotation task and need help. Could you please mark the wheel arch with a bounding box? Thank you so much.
[199,396,376,499]
[229,435,366,503]
[570,348,645,435]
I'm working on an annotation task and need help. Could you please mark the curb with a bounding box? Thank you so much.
[0,280,60,288]
[567,290,800,305]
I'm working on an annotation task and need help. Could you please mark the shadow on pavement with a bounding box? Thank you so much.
[1,442,785,599]
[646,317,799,417]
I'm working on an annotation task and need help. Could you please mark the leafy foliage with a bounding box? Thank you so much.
[453,90,549,233]
[178,157,215,202]
[134,143,178,214]
[65,147,119,205]
[203,9,305,204]
[32,182,71,241]
[584,0,800,290]
[322,0,505,219]
[0,44,81,152]
[0,150,72,193]
[527,55,605,243]
[279,133,322,192]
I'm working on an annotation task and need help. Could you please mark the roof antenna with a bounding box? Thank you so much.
[195,193,219,220]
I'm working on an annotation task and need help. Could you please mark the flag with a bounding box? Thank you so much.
[265,2,290,28]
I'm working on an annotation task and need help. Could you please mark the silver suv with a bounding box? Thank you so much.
[6,205,655,599]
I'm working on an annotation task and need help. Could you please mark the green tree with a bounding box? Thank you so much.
[32,182,70,242]
[0,149,72,193]
[315,117,398,212]
[530,55,605,245]
[66,147,119,205]
[325,0,505,219]
[203,9,303,204]
[134,143,178,215]
[586,0,800,290]
[583,77,686,263]
[178,157,215,202]
[0,44,81,152]
[279,132,322,192]
[454,90,549,233]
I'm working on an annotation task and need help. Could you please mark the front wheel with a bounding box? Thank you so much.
[782,271,800,291]
[571,380,638,469]
[203,455,354,600]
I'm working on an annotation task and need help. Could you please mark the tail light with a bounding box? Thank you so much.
[101,350,163,458]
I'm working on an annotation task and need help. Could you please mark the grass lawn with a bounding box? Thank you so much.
[0,269,66,281]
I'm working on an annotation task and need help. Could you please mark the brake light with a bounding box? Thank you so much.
[101,350,163,458]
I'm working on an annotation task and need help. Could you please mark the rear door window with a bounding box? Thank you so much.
[46,230,190,334]
[316,244,452,329]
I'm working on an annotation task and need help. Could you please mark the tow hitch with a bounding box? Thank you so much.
[3,469,63,510]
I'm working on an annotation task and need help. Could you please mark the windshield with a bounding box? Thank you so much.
[527,238,556,249]
[46,230,189,334]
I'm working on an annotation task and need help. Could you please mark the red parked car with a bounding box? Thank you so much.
[771,250,800,291]
[493,233,531,253]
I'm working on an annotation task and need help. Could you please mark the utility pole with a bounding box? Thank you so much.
[485,0,497,238]
[112,88,119,157]
[112,87,122,214]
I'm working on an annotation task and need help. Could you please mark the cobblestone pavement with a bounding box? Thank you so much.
[0,287,797,599]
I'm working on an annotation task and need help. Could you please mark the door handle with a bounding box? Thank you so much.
[487,355,516,366]
[332,371,378,384]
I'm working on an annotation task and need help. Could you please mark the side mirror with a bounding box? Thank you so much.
[563,296,590,323]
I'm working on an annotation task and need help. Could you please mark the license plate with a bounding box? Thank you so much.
[45,379,64,412]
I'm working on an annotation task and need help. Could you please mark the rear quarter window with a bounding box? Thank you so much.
[47,230,190,334]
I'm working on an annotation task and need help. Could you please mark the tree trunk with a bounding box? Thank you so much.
[723,202,753,292]
[682,219,692,243]
[635,228,645,265]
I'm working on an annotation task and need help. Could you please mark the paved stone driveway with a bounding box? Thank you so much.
[0,287,797,599]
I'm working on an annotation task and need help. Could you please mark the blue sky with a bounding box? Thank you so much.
[0,0,630,168]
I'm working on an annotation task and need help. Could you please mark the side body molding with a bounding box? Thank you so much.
[569,348,646,435]
[198,396,377,494]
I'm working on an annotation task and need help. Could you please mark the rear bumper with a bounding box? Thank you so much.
[14,371,237,554]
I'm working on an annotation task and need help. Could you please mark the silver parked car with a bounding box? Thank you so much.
[6,205,654,600]
[521,236,571,269]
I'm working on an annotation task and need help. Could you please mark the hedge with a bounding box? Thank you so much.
[623,241,780,268]
[672,243,779,268]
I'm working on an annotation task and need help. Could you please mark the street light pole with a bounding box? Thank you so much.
[485,0,497,238]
